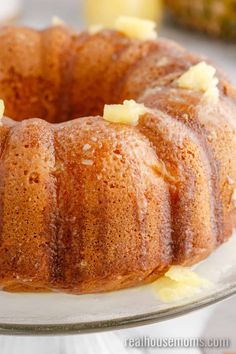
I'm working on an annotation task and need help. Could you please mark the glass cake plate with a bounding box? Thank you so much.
[0,230,235,335]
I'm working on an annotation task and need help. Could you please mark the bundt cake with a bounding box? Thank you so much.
[0,18,235,294]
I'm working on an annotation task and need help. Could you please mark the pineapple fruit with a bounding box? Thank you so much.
[165,0,236,39]
[85,0,163,28]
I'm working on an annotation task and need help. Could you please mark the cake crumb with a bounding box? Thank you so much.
[231,189,236,206]
[156,57,169,67]
[207,130,217,142]
[83,144,91,151]
[80,260,87,268]
[81,159,94,166]
[0,100,5,125]
[227,176,235,185]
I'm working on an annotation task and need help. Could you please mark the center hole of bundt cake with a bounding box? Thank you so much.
[0,27,140,123]
[2,67,128,123]
[0,30,138,123]
[3,91,120,123]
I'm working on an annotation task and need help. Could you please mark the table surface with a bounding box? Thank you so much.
[1,0,236,353]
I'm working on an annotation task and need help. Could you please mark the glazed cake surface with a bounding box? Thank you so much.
[0,24,235,293]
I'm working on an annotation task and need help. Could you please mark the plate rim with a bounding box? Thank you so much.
[0,282,235,335]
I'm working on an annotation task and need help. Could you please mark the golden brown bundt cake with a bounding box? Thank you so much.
[0,21,235,294]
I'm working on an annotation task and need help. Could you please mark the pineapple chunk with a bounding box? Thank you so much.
[203,79,220,104]
[153,266,212,303]
[0,100,5,124]
[176,62,217,91]
[52,16,65,26]
[176,61,219,103]
[103,100,147,126]
[88,24,104,35]
[115,16,157,40]
[154,277,200,302]
[166,266,211,287]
